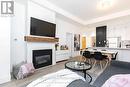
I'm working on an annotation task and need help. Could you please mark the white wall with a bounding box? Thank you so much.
[11,0,86,68]
[27,1,56,35]
[0,17,11,84]
[11,0,130,66]
[56,15,84,57]
[82,16,130,48]
[11,0,56,66]
[84,16,130,62]
[81,27,96,47]
[11,2,26,68]
[106,17,130,40]
[26,1,86,63]
[84,16,130,41]
[11,0,91,71]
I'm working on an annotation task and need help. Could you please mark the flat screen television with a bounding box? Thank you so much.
[30,17,56,37]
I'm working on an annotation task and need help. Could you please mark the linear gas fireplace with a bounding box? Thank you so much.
[33,49,52,69]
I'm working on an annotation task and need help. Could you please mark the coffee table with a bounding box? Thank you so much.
[65,61,92,83]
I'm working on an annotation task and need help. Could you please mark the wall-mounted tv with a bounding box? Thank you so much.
[30,17,56,37]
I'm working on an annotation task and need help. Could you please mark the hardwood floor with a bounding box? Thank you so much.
[0,56,104,87]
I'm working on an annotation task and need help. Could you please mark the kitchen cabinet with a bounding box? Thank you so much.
[107,37,121,48]
[56,50,70,62]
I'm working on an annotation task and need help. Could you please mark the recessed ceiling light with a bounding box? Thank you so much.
[98,0,114,10]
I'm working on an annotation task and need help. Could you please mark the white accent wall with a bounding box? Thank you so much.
[27,1,56,35]
[26,1,56,64]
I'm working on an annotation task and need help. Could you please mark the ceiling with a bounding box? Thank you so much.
[47,0,130,24]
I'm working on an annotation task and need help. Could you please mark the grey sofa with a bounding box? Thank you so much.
[68,60,130,87]
[93,60,130,87]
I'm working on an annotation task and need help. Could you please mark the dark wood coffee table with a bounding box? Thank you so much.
[65,61,92,83]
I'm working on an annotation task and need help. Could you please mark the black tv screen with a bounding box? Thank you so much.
[30,17,56,37]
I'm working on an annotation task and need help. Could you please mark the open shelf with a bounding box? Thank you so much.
[24,36,59,43]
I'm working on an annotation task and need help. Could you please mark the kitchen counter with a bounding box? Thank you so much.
[88,47,130,50]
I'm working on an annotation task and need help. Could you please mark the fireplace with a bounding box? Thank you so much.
[33,49,52,69]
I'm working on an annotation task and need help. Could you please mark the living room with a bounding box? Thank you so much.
[0,0,130,87]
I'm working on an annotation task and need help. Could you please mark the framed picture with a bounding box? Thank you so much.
[74,34,80,51]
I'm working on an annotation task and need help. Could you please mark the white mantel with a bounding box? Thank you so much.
[27,42,56,65]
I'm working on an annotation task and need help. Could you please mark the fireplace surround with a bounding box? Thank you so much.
[33,49,52,69]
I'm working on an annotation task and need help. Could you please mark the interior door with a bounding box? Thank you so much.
[96,26,106,47]
[82,37,86,49]
[66,33,73,58]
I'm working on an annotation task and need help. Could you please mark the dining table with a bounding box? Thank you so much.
[86,49,117,61]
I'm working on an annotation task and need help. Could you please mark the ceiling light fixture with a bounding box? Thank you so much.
[98,0,114,10]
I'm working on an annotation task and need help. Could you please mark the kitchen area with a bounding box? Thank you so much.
[85,25,130,62]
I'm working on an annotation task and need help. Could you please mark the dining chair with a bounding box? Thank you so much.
[82,51,93,64]
[93,52,108,69]
[111,52,118,60]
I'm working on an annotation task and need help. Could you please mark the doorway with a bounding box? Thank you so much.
[66,33,73,58]
[82,37,86,49]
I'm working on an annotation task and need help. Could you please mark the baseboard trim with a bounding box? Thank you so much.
[56,59,68,63]
[0,75,11,84]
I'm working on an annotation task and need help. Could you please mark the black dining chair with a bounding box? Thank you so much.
[82,51,93,64]
[93,52,108,69]
[112,52,118,60]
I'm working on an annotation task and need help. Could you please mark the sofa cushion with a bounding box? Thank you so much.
[111,60,130,69]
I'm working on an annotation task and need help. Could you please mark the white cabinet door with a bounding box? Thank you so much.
[107,37,119,48]
[109,44,117,48]
[118,50,130,62]
[56,50,70,62]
